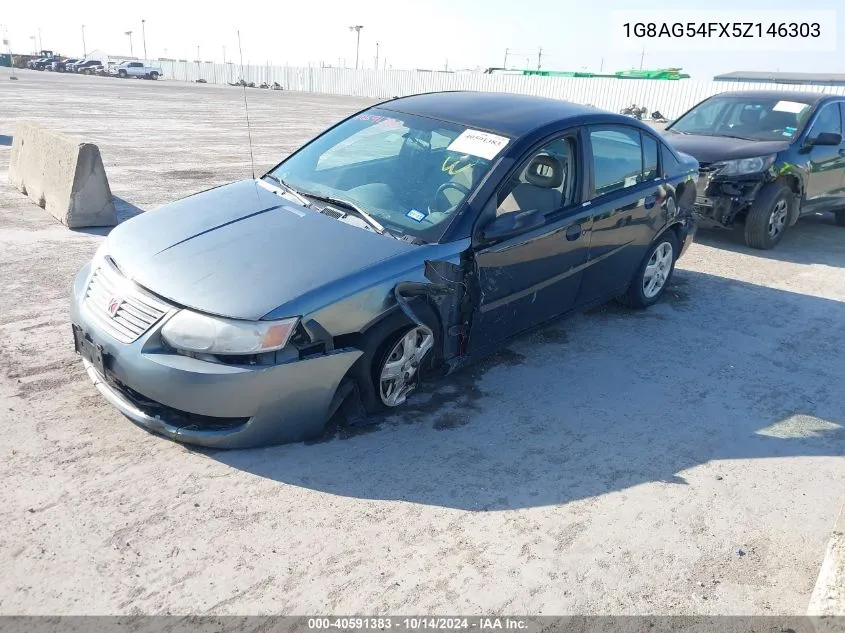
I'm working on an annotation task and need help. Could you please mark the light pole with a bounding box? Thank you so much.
[37,28,42,52]
[348,25,363,69]
[81,24,87,57]
[141,19,147,60]
[125,30,133,56]
[30,35,36,54]
[374,42,379,71]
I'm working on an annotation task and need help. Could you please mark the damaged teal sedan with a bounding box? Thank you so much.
[70,91,699,448]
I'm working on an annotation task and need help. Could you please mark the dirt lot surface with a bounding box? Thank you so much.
[1,69,843,616]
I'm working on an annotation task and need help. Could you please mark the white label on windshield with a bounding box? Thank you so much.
[447,129,509,160]
[773,100,808,114]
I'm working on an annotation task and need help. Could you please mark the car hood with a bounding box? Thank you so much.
[662,131,791,164]
[107,180,418,320]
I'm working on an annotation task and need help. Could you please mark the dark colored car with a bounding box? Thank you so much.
[663,90,845,249]
[32,55,61,70]
[52,58,79,72]
[71,92,698,448]
[73,59,103,74]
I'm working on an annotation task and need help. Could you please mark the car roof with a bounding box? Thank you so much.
[379,91,608,137]
[704,90,837,105]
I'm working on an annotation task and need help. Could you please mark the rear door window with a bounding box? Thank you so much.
[589,126,645,197]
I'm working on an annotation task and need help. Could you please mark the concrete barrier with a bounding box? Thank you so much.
[808,503,845,616]
[8,122,117,228]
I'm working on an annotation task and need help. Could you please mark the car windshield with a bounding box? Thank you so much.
[669,96,815,141]
[267,109,508,242]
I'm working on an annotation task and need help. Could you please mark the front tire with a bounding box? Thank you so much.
[373,326,434,410]
[150,72,159,80]
[744,184,793,250]
[619,232,679,308]
[118,70,127,78]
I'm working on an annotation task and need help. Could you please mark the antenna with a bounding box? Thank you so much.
[237,29,256,180]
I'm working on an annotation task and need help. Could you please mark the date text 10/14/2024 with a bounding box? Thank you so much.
[307,618,530,631]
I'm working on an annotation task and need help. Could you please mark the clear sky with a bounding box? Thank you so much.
[1,0,841,78]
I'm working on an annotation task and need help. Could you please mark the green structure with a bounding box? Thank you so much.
[498,68,690,80]
[0,54,12,68]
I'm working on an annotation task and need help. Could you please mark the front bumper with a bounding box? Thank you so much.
[693,173,765,229]
[71,262,362,449]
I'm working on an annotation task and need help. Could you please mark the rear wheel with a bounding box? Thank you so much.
[744,184,793,249]
[619,232,679,309]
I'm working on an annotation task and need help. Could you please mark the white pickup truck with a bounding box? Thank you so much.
[111,61,163,80]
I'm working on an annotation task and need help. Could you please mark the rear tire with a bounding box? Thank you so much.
[744,184,793,250]
[835,213,845,227]
[619,231,679,309]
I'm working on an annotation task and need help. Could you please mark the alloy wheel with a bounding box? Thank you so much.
[642,241,674,299]
[379,326,434,407]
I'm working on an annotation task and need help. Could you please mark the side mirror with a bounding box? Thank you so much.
[806,131,842,147]
[480,209,545,243]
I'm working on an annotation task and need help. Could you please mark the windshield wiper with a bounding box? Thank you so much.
[262,173,312,208]
[307,193,394,238]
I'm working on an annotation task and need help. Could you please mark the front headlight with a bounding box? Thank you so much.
[91,239,109,269]
[161,311,299,355]
[715,155,776,177]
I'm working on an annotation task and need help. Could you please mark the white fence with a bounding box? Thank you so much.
[150,60,845,118]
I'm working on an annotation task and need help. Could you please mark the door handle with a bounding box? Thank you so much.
[566,224,582,241]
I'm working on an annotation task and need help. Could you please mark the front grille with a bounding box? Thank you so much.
[84,257,170,344]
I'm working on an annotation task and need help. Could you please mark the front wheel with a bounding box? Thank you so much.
[374,326,434,410]
[744,184,793,249]
[149,72,159,80]
[118,70,127,78]
[619,232,679,308]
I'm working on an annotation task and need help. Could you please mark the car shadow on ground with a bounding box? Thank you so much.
[696,212,845,268]
[208,269,845,511]
[70,196,144,236]
[0,134,12,146]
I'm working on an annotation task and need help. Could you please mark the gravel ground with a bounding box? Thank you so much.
[0,69,843,616]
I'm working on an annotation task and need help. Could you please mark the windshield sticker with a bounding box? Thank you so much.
[406,209,428,222]
[447,129,509,160]
[355,113,403,127]
[783,126,797,136]
[773,101,808,114]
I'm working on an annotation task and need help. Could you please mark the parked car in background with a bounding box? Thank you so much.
[52,58,79,72]
[111,60,162,79]
[70,91,699,448]
[30,55,61,70]
[71,59,104,74]
[663,90,845,249]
